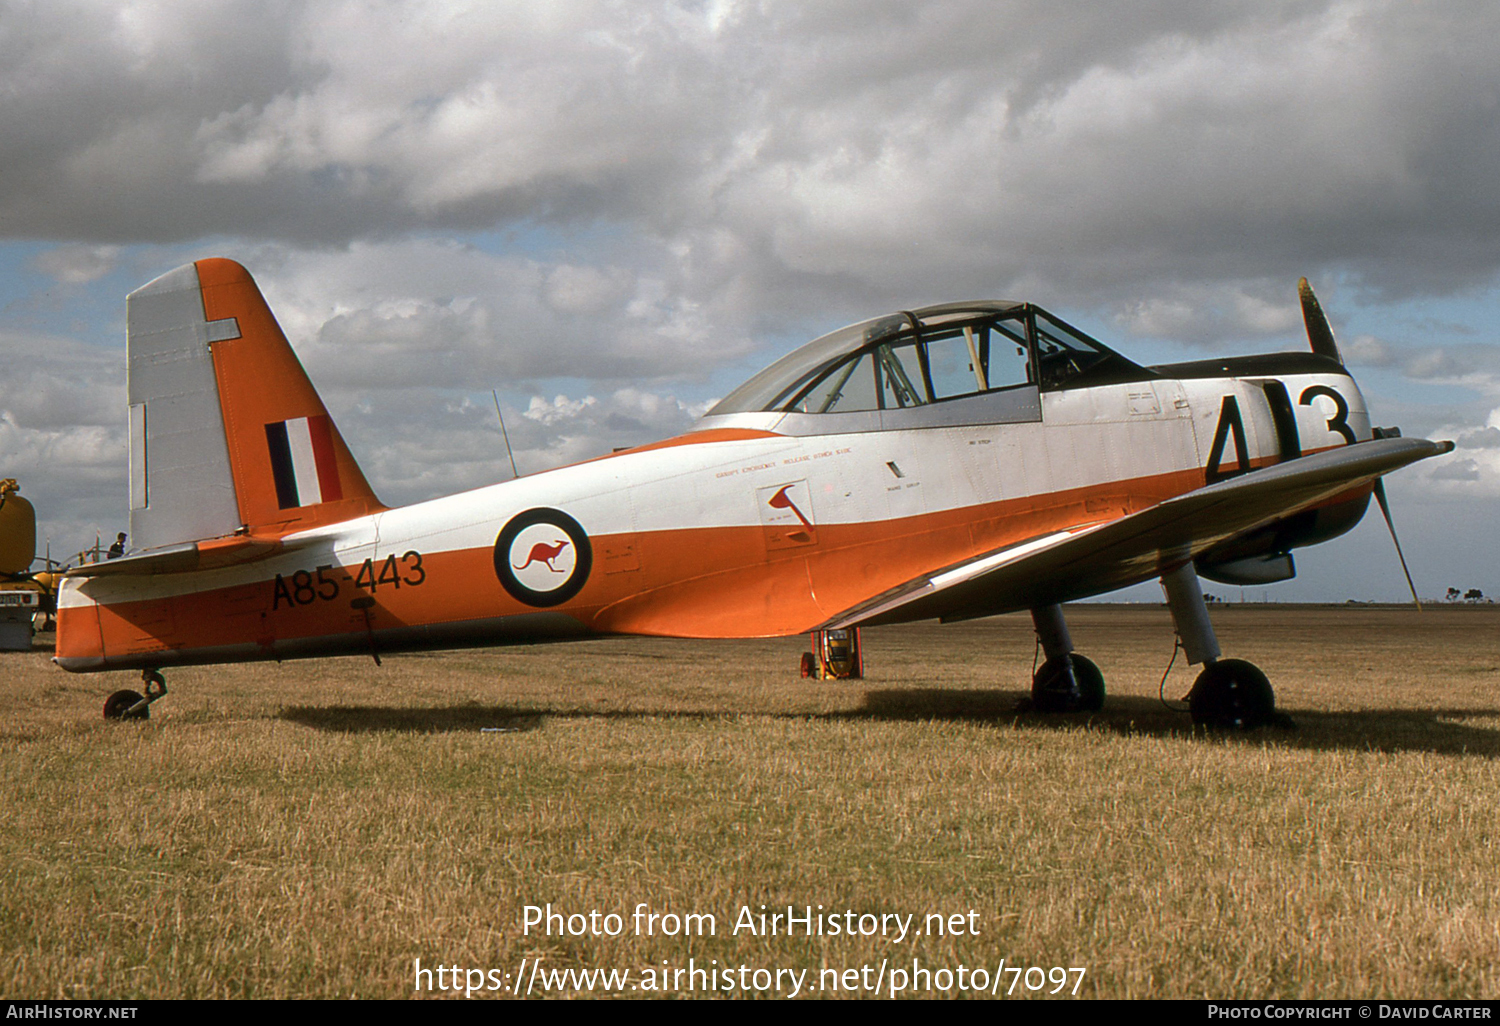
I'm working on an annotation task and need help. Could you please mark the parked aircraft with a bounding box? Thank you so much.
[55,259,1451,726]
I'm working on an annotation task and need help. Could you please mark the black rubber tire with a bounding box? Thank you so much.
[1031,653,1106,713]
[103,689,148,721]
[1188,659,1275,729]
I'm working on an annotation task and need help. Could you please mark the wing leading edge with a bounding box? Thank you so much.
[824,436,1454,629]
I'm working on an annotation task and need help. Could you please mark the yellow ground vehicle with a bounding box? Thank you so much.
[800,628,864,680]
[0,480,52,651]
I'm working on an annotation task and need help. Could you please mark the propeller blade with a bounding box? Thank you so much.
[1298,277,1344,365]
[1373,477,1421,609]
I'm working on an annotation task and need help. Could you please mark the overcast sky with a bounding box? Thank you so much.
[2,0,1496,601]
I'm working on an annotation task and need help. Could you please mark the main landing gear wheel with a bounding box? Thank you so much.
[1031,653,1106,713]
[103,669,167,721]
[1187,659,1276,730]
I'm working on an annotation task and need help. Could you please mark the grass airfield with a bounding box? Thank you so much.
[3,604,1498,1000]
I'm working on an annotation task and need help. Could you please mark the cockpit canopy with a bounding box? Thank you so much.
[709,301,1148,417]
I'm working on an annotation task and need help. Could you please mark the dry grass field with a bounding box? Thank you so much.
[2,604,1497,1000]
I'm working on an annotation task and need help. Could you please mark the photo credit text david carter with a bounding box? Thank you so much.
[411,903,1089,998]
[1210,1007,1492,1020]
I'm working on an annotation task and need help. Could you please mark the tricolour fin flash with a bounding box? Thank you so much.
[127,258,382,551]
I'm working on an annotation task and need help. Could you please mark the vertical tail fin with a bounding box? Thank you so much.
[128,258,382,550]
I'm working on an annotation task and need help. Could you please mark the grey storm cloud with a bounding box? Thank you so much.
[1345,335,1500,389]
[236,239,757,391]
[6,0,1500,574]
[1428,457,1482,482]
[0,332,122,430]
[5,0,1500,323]
[328,385,710,507]
[1458,426,1500,450]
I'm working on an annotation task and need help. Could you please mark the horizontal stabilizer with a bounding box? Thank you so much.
[825,436,1453,628]
[63,534,308,579]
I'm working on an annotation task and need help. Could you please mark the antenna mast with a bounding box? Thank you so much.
[492,390,520,479]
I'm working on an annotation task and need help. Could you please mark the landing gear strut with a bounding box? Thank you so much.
[1160,563,1282,729]
[1029,604,1105,712]
[103,669,167,721]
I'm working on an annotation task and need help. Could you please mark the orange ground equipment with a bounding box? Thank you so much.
[0,480,43,651]
[801,628,863,680]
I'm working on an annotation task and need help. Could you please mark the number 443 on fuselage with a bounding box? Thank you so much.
[55,260,1451,728]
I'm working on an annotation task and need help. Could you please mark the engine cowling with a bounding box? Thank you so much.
[1196,486,1372,586]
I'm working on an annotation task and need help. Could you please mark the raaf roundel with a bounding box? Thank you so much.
[57,260,1452,729]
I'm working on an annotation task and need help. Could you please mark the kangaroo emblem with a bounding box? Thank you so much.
[513,539,571,573]
[767,485,814,529]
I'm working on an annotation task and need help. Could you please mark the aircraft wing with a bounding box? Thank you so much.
[823,436,1454,628]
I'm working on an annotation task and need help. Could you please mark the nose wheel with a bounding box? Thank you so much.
[103,669,167,721]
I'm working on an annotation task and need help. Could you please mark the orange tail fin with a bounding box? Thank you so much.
[127,258,382,550]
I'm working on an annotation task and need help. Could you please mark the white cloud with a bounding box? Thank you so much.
[32,245,122,284]
[524,394,600,427]
[0,331,122,430]
[1407,404,1500,499]
[1112,281,1306,343]
[1429,458,1480,482]
[1458,426,1500,450]
[1346,339,1500,395]
[0,330,129,558]
[327,385,710,507]
[217,239,757,390]
[3,0,1500,317]
[506,387,710,473]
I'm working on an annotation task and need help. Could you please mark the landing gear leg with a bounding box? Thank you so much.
[1161,563,1280,729]
[1029,604,1105,712]
[103,669,167,721]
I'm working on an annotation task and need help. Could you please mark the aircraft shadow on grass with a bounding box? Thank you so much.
[278,693,1500,757]
[855,691,1500,757]
[279,705,545,735]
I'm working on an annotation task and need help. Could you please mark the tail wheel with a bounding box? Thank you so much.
[1188,659,1275,729]
[103,690,148,721]
[103,670,166,722]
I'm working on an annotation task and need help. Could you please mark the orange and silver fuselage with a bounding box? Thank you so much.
[56,368,1370,672]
